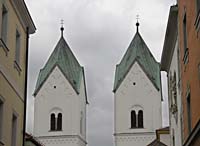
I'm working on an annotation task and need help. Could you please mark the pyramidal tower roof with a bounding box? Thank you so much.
[33,28,83,96]
[113,24,161,92]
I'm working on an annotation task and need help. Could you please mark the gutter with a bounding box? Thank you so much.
[23,27,29,146]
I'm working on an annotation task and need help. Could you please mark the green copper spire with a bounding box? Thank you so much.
[33,28,84,96]
[113,25,161,92]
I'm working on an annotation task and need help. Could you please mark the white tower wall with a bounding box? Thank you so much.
[34,66,87,146]
[114,62,162,146]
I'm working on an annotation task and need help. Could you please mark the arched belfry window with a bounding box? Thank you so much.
[131,110,136,128]
[50,112,62,131]
[138,110,143,128]
[50,113,56,131]
[130,106,144,129]
[57,113,62,131]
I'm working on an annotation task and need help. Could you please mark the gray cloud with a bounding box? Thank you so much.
[26,0,175,145]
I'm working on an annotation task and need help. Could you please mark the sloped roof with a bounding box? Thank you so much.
[147,139,167,146]
[161,5,178,72]
[113,31,161,92]
[25,133,43,146]
[33,36,83,96]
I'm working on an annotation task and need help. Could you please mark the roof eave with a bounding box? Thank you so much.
[113,59,160,93]
[113,65,119,93]
[11,0,36,34]
[161,5,178,71]
[82,67,89,104]
[33,64,80,97]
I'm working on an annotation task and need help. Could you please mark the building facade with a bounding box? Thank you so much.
[113,24,162,146]
[0,0,36,146]
[177,0,200,145]
[161,5,183,146]
[33,27,88,146]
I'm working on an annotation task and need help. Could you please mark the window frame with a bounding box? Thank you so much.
[15,29,21,65]
[57,113,62,131]
[195,0,200,31]
[50,112,63,131]
[1,4,8,44]
[130,107,144,129]
[11,112,18,146]
[0,96,4,143]
[183,12,189,65]
[131,110,136,128]
[0,3,9,55]
[186,92,191,134]
[138,110,144,128]
[13,29,22,75]
[50,113,56,131]
[80,112,83,134]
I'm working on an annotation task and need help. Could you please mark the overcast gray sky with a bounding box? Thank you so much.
[26,0,176,146]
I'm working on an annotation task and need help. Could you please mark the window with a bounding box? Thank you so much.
[195,0,200,30]
[131,109,143,128]
[80,112,83,134]
[15,30,21,64]
[172,72,177,106]
[183,14,187,52]
[1,4,8,43]
[50,113,62,131]
[177,48,181,89]
[131,110,136,128]
[187,93,191,133]
[11,114,17,146]
[0,99,3,141]
[57,113,62,131]
[50,113,56,131]
[183,13,189,64]
[138,110,143,128]
[172,129,175,146]
[196,0,200,15]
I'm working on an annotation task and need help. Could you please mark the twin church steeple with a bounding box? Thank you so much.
[33,19,162,146]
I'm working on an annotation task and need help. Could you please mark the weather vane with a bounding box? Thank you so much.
[61,19,64,27]
[60,19,64,37]
[136,14,139,22]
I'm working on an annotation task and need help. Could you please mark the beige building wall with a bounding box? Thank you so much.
[0,0,36,146]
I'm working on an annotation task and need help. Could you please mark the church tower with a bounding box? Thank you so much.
[113,22,162,146]
[33,26,88,146]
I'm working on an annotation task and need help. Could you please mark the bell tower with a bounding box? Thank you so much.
[113,22,162,146]
[33,25,88,146]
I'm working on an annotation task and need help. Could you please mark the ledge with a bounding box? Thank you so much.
[49,129,63,132]
[0,140,4,146]
[0,38,9,56]
[14,61,22,75]
[130,127,144,129]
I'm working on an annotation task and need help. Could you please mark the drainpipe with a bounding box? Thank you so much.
[23,27,29,146]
